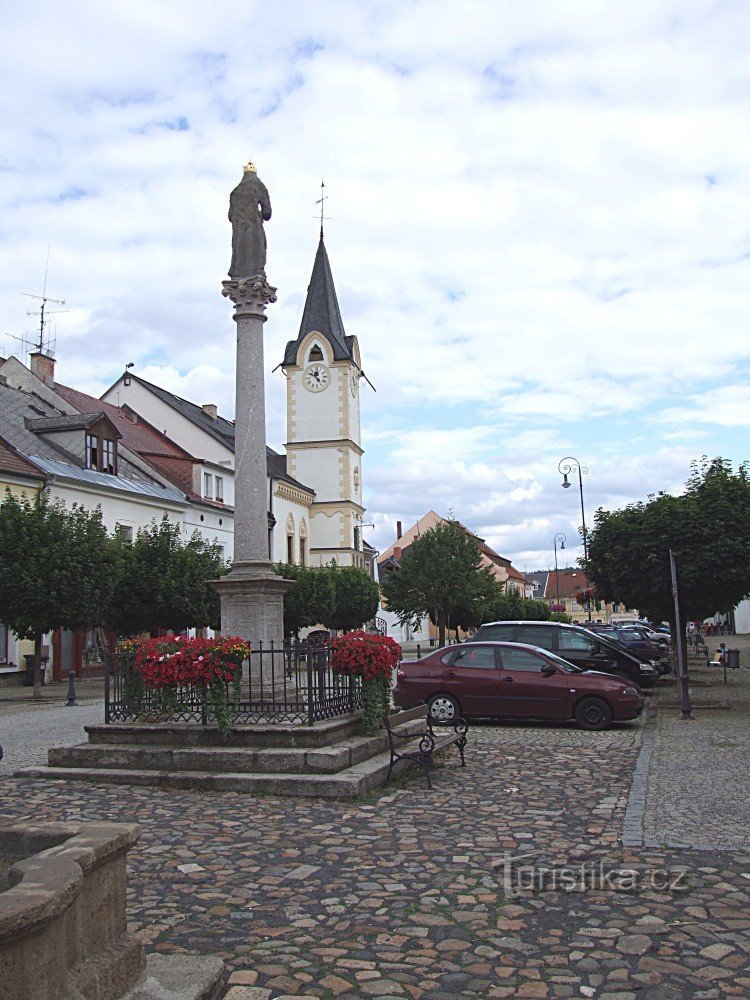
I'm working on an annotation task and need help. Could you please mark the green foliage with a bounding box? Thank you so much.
[326,564,380,632]
[274,562,380,637]
[0,491,118,694]
[109,516,225,636]
[587,457,750,625]
[381,520,504,645]
[273,563,336,638]
[0,491,118,637]
[361,674,391,734]
[481,590,552,622]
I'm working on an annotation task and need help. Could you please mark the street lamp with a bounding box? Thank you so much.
[552,532,566,606]
[558,456,591,621]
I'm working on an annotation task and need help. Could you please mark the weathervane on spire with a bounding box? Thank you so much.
[315,179,329,238]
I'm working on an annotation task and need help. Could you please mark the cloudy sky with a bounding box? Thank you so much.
[2,1,749,571]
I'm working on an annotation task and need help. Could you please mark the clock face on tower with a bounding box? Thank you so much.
[303,363,330,392]
[350,372,358,397]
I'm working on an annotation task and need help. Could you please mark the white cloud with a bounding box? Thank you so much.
[1,1,748,566]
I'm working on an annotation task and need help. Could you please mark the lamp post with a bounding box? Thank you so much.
[558,456,591,622]
[552,532,566,606]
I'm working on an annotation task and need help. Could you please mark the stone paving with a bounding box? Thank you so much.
[0,696,103,774]
[1,702,749,998]
[643,638,750,850]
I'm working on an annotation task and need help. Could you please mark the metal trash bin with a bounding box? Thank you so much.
[727,648,740,669]
[22,653,47,686]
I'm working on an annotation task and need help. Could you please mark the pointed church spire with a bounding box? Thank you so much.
[283,233,354,365]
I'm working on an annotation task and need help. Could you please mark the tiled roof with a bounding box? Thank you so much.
[546,568,590,599]
[25,411,119,436]
[0,436,43,480]
[55,384,189,460]
[283,234,354,366]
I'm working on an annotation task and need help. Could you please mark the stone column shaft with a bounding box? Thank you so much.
[214,276,292,648]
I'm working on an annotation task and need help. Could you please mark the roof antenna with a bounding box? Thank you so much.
[22,245,67,358]
[314,179,329,239]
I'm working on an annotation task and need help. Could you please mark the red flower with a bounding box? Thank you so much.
[329,631,402,680]
[128,635,250,688]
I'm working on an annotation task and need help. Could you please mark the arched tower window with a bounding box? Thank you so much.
[308,344,324,362]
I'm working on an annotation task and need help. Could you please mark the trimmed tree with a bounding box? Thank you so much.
[108,516,225,636]
[0,492,118,698]
[326,564,380,632]
[381,520,504,646]
[587,457,750,629]
[273,563,336,640]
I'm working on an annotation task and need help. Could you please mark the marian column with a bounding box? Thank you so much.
[214,161,292,646]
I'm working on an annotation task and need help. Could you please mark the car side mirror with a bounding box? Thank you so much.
[541,664,556,676]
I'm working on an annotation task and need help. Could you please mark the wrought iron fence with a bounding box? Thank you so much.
[104,643,362,727]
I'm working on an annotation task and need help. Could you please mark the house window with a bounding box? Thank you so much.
[286,535,294,563]
[115,524,134,543]
[86,434,117,474]
[0,624,7,664]
[215,476,224,502]
[203,472,212,497]
[300,537,306,566]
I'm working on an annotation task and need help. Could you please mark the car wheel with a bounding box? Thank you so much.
[427,694,460,722]
[574,696,612,731]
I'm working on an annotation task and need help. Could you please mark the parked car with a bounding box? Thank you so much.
[586,624,671,675]
[472,620,659,688]
[393,641,645,730]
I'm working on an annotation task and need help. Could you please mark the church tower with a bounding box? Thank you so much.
[282,233,365,568]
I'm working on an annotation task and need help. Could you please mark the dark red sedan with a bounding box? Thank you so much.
[393,641,644,730]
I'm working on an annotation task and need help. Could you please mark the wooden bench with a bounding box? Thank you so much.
[381,706,468,788]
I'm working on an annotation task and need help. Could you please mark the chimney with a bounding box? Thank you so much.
[393,546,402,561]
[202,403,218,420]
[396,520,402,539]
[30,351,55,387]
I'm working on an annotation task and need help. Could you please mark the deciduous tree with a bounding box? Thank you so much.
[587,457,750,629]
[381,521,503,645]
[0,492,118,697]
[109,517,225,636]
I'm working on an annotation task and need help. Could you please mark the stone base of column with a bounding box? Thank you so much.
[213,561,293,648]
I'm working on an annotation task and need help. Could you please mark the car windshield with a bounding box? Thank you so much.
[537,649,583,673]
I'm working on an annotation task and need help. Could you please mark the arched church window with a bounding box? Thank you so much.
[308,344,324,362]
[286,513,295,564]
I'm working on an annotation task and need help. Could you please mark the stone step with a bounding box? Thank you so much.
[85,712,366,748]
[46,729,403,775]
[15,749,405,799]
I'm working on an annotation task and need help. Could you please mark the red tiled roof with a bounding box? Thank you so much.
[54,384,190,460]
[545,569,590,599]
[0,436,43,480]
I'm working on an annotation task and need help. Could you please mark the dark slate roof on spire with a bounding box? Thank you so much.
[283,234,354,365]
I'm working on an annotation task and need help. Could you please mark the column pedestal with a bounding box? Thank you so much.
[213,560,292,647]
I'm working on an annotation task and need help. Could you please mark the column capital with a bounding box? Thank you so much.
[222,275,278,317]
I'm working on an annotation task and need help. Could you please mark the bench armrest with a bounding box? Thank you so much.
[427,717,468,738]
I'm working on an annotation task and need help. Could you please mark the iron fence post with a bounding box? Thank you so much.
[307,654,315,725]
[104,650,111,725]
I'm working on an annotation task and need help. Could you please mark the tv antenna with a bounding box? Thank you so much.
[22,245,67,357]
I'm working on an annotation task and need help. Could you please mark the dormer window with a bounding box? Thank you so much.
[86,433,117,474]
[308,344,324,362]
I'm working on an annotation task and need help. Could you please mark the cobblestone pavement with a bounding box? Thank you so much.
[642,637,750,851]
[0,698,104,774]
[1,709,748,998]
